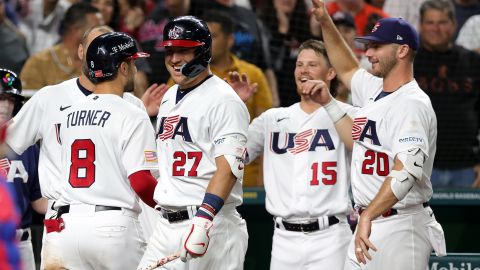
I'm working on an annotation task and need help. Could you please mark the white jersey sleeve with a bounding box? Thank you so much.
[122,118,158,176]
[351,69,383,107]
[209,100,249,158]
[246,111,267,164]
[7,89,47,154]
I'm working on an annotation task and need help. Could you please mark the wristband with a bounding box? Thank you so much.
[196,193,224,221]
[323,98,346,123]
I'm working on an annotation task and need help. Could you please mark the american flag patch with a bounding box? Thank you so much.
[144,150,158,162]
[0,158,11,178]
[352,117,368,141]
[94,70,103,77]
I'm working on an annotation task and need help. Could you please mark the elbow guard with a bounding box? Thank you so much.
[389,147,426,200]
[214,135,247,180]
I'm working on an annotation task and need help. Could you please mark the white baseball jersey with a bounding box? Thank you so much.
[350,69,437,209]
[58,94,157,211]
[247,103,356,220]
[6,78,146,200]
[153,75,249,207]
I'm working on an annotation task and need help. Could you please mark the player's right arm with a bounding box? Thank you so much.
[310,0,360,88]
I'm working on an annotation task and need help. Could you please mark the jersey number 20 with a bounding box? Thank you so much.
[69,139,96,188]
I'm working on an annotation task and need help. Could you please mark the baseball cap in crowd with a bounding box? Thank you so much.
[332,11,356,29]
[354,17,419,50]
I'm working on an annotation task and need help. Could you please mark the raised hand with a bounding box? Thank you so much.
[301,79,333,105]
[310,0,328,22]
[225,71,257,103]
[141,83,169,117]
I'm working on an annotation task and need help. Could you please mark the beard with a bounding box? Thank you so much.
[371,50,397,78]
[124,76,135,93]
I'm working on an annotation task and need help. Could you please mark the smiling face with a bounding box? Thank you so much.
[294,48,332,96]
[165,46,202,88]
[364,42,399,78]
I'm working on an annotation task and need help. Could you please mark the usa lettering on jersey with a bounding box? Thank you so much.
[0,158,28,183]
[352,117,380,146]
[270,129,335,154]
[157,115,192,142]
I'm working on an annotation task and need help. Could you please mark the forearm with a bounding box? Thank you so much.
[205,156,237,200]
[31,197,48,215]
[335,115,354,151]
[360,178,399,220]
[316,14,360,85]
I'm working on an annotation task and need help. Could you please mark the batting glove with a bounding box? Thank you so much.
[180,216,213,262]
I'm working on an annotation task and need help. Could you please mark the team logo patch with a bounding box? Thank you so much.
[168,26,183,39]
[352,117,368,140]
[2,73,14,86]
[144,150,158,163]
[94,70,104,78]
[0,158,11,178]
[371,22,380,33]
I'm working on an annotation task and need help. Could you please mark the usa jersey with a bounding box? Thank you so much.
[247,103,356,219]
[154,75,249,207]
[6,78,146,200]
[1,145,41,229]
[350,69,437,209]
[58,94,157,212]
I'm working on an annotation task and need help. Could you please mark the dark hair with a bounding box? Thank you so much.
[298,39,338,96]
[202,10,234,35]
[61,2,99,35]
[420,0,456,24]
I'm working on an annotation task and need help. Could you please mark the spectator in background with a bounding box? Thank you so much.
[414,0,480,188]
[18,0,72,54]
[326,0,389,36]
[453,0,480,38]
[0,69,46,270]
[383,0,427,30]
[205,10,273,186]
[87,0,118,29]
[20,2,103,91]
[0,0,29,74]
[257,0,314,107]
[456,14,480,53]
[193,0,280,106]
[88,0,152,97]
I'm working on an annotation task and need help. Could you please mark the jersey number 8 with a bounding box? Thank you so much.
[69,139,96,188]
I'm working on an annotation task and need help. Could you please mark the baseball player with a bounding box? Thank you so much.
[45,32,158,270]
[245,39,354,270]
[307,1,446,269]
[6,25,165,268]
[0,69,47,270]
[138,16,250,270]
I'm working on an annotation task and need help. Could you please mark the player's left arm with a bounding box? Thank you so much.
[181,99,249,261]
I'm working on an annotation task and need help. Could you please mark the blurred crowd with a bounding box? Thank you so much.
[0,0,479,189]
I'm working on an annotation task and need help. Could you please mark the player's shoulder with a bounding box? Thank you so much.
[122,92,146,110]
[398,82,435,113]
[204,75,244,101]
[32,78,78,98]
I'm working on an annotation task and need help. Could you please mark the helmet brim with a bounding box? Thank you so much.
[126,52,151,60]
[160,40,204,47]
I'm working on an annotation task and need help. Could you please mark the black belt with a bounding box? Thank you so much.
[20,230,29,241]
[157,207,198,223]
[57,205,122,217]
[276,216,339,232]
[360,202,430,217]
